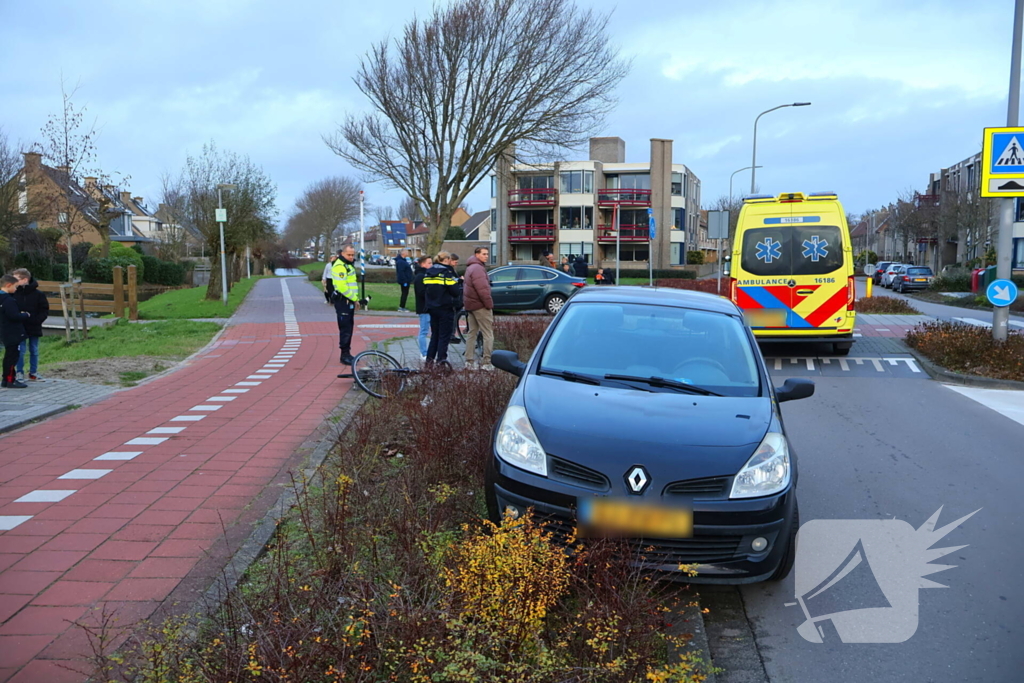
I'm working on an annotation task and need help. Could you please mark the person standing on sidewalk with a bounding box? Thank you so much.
[413,255,433,360]
[322,255,337,304]
[12,268,48,381]
[424,252,462,366]
[462,247,494,370]
[331,245,362,365]
[395,249,413,311]
[1,274,30,389]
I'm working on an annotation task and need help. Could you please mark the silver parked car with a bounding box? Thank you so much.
[880,263,905,288]
[892,265,934,293]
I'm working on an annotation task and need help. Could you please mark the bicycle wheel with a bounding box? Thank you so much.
[457,310,471,339]
[352,350,406,398]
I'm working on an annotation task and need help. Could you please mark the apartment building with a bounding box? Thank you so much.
[489,137,701,268]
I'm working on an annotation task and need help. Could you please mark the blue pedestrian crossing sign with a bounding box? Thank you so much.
[982,127,1024,196]
[986,278,1019,307]
[647,207,656,240]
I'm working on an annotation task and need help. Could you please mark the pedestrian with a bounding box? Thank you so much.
[573,254,588,278]
[560,255,569,271]
[395,248,413,311]
[463,246,494,370]
[1,274,31,389]
[562,261,572,274]
[424,251,462,367]
[322,255,337,304]
[330,245,363,365]
[543,251,557,269]
[12,268,48,381]
[595,268,606,285]
[413,255,433,360]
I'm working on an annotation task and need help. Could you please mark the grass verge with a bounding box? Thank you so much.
[906,321,1024,381]
[39,319,221,368]
[856,296,921,314]
[137,276,268,319]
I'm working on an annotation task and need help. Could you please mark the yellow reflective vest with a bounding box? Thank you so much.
[331,258,359,303]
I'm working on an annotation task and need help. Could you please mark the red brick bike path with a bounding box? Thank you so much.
[0,278,414,682]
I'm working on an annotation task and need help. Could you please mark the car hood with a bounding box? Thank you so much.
[523,376,773,485]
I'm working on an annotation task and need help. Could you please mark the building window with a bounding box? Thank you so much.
[491,176,497,197]
[514,209,553,225]
[558,242,593,260]
[605,173,650,190]
[604,244,649,261]
[671,243,682,264]
[1014,238,1024,269]
[673,208,684,230]
[559,206,593,230]
[671,172,683,196]
[519,175,554,190]
[559,170,593,194]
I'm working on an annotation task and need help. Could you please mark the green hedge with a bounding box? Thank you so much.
[13,252,54,280]
[686,250,705,265]
[141,255,187,286]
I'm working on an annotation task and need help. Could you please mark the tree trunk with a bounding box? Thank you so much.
[66,234,74,282]
[426,216,452,257]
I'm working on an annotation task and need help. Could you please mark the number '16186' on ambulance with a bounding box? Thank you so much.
[727,191,856,356]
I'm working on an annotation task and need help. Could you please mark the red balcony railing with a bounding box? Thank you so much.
[596,189,652,206]
[508,187,557,207]
[508,224,555,242]
[596,224,650,242]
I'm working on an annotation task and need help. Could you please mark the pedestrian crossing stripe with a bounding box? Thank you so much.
[994,135,1024,169]
[766,356,921,373]
[951,317,1024,329]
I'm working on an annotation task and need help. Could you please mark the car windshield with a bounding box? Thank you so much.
[907,267,932,276]
[539,302,762,397]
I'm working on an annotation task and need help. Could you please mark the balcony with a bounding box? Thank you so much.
[596,189,651,207]
[596,224,649,242]
[508,224,555,242]
[508,187,557,207]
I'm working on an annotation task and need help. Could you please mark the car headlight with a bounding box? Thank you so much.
[730,432,790,499]
[495,405,547,476]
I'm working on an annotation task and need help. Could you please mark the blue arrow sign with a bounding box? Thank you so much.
[986,278,1018,307]
[649,216,656,240]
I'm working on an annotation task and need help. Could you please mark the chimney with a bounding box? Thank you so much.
[133,196,143,205]
[120,191,132,204]
[589,137,626,164]
[84,176,98,190]
[22,151,42,172]
[56,165,70,174]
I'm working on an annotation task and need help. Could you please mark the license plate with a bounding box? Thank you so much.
[744,308,787,328]
[578,497,692,538]
[914,278,927,282]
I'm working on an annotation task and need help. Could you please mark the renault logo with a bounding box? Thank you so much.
[625,465,650,495]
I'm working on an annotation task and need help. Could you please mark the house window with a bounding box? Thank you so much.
[519,175,554,190]
[559,206,593,230]
[671,172,683,196]
[673,208,684,230]
[559,170,593,194]
[558,242,593,260]
[58,212,68,225]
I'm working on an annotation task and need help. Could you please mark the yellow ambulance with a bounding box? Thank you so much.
[726,192,856,355]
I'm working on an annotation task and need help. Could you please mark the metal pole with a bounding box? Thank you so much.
[751,103,810,193]
[218,187,228,306]
[358,191,366,305]
[246,244,251,278]
[995,0,1024,342]
[615,204,621,286]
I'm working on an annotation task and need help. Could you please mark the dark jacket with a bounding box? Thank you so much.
[13,278,49,338]
[423,263,462,312]
[395,256,413,286]
[0,291,29,347]
[573,256,588,278]
[463,255,493,312]
[413,267,429,315]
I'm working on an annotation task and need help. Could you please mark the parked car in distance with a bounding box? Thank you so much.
[893,266,934,293]
[487,286,815,583]
[488,265,585,314]
[880,263,905,288]
[872,261,894,285]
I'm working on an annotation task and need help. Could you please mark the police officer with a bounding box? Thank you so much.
[331,245,361,365]
[423,251,462,366]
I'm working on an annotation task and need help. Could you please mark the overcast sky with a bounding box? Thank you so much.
[1,0,1018,228]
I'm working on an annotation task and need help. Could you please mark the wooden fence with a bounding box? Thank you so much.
[38,265,139,321]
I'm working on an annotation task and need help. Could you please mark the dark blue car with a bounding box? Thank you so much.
[487,286,814,583]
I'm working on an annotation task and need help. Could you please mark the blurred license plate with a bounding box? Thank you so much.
[744,309,787,328]
[914,278,927,282]
[578,498,692,538]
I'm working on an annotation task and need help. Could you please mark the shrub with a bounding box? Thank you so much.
[308,268,323,282]
[596,267,695,280]
[13,252,53,281]
[138,255,186,286]
[655,278,722,294]
[86,241,145,282]
[906,321,1024,381]
[856,296,921,314]
[493,315,553,358]
[930,271,971,292]
[686,250,705,264]
[856,249,878,266]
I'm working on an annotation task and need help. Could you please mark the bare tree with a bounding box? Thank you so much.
[294,177,362,260]
[372,204,395,223]
[398,195,422,222]
[326,0,629,254]
[0,127,28,258]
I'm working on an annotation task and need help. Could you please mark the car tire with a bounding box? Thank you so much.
[545,293,567,314]
[833,343,852,356]
[768,500,799,582]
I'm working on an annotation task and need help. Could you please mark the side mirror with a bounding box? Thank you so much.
[492,350,526,377]
[723,255,731,278]
[776,378,814,403]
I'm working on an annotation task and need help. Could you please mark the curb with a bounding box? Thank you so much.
[905,347,1024,390]
[668,596,717,682]
[0,404,74,436]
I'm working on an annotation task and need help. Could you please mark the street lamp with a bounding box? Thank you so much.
[730,165,761,205]
[216,183,237,306]
[750,103,811,194]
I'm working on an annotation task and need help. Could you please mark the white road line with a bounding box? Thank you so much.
[259,368,280,373]
[126,437,168,445]
[853,333,862,338]
[15,490,76,503]
[247,375,273,380]
[223,388,250,393]
[59,469,112,480]
[94,451,143,461]
[953,317,989,327]
[207,396,237,402]
[946,385,1024,428]
[359,324,421,328]
[190,405,223,411]
[235,382,261,386]
[0,516,32,531]
[170,415,207,421]
[148,427,186,434]
[875,328,891,331]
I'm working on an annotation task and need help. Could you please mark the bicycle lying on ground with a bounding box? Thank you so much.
[338,350,450,399]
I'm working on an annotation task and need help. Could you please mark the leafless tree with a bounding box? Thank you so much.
[326,0,629,254]
[372,204,395,223]
[294,177,362,260]
[709,195,744,246]
[0,127,28,258]
[398,195,422,222]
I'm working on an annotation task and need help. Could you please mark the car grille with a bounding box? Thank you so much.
[538,512,744,564]
[549,456,610,491]
[663,476,730,499]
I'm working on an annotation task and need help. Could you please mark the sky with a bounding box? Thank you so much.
[0,0,1018,229]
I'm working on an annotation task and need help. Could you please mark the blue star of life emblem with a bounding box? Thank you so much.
[756,237,783,264]
[802,235,829,262]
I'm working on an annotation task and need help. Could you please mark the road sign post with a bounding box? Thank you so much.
[647,207,656,286]
[707,210,730,294]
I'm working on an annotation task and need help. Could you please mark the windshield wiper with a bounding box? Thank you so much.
[538,368,601,386]
[603,374,721,396]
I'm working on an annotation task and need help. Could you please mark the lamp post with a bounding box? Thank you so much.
[719,165,762,290]
[750,103,811,194]
[216,183,237,306]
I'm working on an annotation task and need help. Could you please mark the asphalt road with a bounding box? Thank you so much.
[702,352,1024,682]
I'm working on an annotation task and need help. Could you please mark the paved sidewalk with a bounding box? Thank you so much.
[0,381,118,435]
[0,277,405,683]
